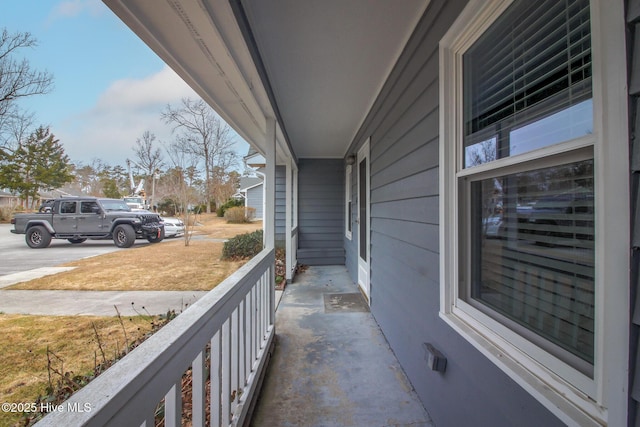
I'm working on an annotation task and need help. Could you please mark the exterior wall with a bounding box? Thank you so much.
[275,165,286,248]
[344,0,563,425]
[297,158,345,265]
[0,194,19,208]
[246,185,263,220]
[627,1,640,424]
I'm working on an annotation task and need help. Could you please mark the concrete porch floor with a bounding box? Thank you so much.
[250,265,433,427]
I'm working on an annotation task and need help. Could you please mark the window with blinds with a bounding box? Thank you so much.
[463,0,592,168]
[459,0,594,375]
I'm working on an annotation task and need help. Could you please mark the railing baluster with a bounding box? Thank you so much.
[269,265,275,326]
[263,271,269,342]
[240,298,247,389]
[231,307,239,413]
[222,318,231,426]
[211,330,221,426]
[251,285,256,366]
[260,275,266,345]
[164,381,181,427]
[192,350,206,427]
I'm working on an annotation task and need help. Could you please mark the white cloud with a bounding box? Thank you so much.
[94,67,196,112]
[49,0,104,20]
[58,66,199,165]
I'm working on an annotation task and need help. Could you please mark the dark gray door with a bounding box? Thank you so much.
[52,201,78,233]
[77,200,104,234]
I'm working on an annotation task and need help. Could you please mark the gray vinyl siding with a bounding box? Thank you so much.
[246,185,263,219]
[275,165,286,248]
[627,1,640,424]
[297,158,345,265]
[344,0,563,425]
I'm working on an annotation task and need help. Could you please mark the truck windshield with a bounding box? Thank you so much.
[100,200,131,212]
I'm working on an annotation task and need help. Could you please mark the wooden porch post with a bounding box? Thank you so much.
[285,159,294,281]
[264,117,276,251]
[265,117,276,324]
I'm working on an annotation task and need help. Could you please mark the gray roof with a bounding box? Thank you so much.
[239,176,263,191]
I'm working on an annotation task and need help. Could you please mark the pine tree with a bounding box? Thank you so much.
[0,126,73,208]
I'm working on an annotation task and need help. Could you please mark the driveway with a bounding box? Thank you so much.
[0,224,150,277]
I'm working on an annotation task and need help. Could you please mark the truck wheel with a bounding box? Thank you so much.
[26,226,52,249]
[113,224,136,248]
[68,238,87,244]
[147,227,165,243]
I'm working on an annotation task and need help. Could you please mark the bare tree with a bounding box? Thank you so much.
[131,130,164,207]
[0,28,54,153]
[161,98,237,213]
[0,108,33,157]
[163,139,201,246]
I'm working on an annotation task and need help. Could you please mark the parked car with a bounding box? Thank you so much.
[161,217,185,238]
[11,197,164,248]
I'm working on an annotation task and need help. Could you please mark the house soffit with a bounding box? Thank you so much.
[103,0,428,161]
[240,0,429,158]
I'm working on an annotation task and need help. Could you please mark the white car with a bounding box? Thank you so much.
[161,217,185,238]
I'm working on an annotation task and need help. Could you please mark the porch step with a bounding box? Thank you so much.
[297,247,344,265]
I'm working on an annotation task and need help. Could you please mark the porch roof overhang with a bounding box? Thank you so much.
[103,0,429,162]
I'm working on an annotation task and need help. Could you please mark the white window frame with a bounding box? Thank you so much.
[345,164,353,240]
[438,1,629,426]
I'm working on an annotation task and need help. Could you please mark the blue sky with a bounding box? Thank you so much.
[2,0,246,167]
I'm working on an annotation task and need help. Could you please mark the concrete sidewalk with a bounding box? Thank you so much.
[0,267,207,316]
[0,266,285,316]
[0,267,77,289]
[0,289,209,316]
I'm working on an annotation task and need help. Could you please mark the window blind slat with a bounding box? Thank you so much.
[475,10,590,96]
[477,46,591,116]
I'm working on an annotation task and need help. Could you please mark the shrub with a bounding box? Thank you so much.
[157,198,180,216]
[191,204,206,214]
[224,206,255,223]
[217,198,244,217]
[222,230,263,260]
[0,206,23,223]
[0,207,11,223]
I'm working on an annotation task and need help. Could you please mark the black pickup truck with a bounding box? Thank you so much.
[11,197,164,249]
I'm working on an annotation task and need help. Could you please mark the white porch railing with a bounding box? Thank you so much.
[36,248,276,427]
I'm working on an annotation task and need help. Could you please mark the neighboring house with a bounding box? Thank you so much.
[95,1,633,425]
[0,189,76,210]
[238,176,264,220]
[0,191,19,209]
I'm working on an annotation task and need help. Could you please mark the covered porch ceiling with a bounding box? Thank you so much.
[103,0,429,161]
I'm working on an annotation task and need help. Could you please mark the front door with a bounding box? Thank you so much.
[357,139,370,301]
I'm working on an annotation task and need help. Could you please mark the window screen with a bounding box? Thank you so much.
[463,0,592,167]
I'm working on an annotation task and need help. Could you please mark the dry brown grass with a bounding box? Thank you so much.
[9,215,262,291]
[0,314,154,427]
